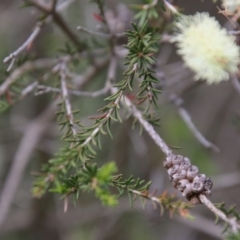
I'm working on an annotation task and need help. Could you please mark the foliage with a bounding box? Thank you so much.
[226,232,240,240]
[32,0,162,208]
[2,0,240,238]
[0,99,9,114]
[215,202,240,232]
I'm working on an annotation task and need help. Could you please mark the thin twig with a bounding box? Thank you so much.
[3,0,75,70]
[81,56,117,147]
[142,0,158,10]
[26,0,82,48]
[57,0,76,11]
[3,23,42,71]
[52,12,83,49]
[228,30,240,35]
[110,85,172,156]
[170,94,219,152]
[163,0,179,14]
[60,61,77,136]
[21,81,38,98]
[37,85,110,97]
[131,189,162,205]
[77,26,125,38]
[0,58,57,96]
[199,194,240,233]
[110,85,240,233]
[51,0,58,11]
[160,34,175,43]
[0,103,56,227]
[176,214,222,238]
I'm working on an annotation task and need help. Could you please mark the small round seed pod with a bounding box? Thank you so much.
[177,179,189,192]
[182,183,194,200]
[183,157,191,165]
[179,169,187,178]
[179,161,191,170]
[167,165,180,177]
[172,155,184,165]
[163,156,173,168]
[204,178,213,191]
[192,180,204,193]
[172,172,186,186]
[193,174,206,183]
[186,166,199,181]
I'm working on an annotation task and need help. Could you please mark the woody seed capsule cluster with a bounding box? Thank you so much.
[164,155,213,202]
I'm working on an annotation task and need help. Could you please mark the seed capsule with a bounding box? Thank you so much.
[193,174,206,183]
[163,157,173,168]
[192,180,204,193]
[183,157,191,165]
[164,154,213,201]
[172,155,184,165]
[179,161,191,170]
[167,165,180,177]
[204,178,213,191]
[172,172,186,186]
[177,179,189,192]
[182,183,194,200]
[186,166,198,180]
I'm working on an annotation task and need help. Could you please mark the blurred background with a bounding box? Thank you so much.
[0,0,240,239]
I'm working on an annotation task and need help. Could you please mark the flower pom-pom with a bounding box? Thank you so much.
[174,12,240,84]
[222,0,240,14]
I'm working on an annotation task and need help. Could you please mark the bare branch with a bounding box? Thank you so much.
[3,0,75,70]
[169,94,219,152]
[57,0,76,11]
[176,214,222,238]
[228,30,240,35]
[0,59,57,97]
[120,91,172,156]
[35,85,57,96]
[21,81,38,98]
[52,12,83,49]
[51,0,58,11]
[0,103,56,227]
[163,0,179,14]
[36,82,110,97]
[60,61,77,136]
[160,34,175,43]
[3,23,42,70]
[199,194,240,233]
[142,0,158,10]
[110,86,240,232]
[81,56,117,147]
[77,26,125,38]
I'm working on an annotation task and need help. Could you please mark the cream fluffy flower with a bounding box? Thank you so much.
[174,13,240,84]
[222,0,240,14]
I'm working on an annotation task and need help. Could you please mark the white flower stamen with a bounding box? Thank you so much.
[174,12,240,84]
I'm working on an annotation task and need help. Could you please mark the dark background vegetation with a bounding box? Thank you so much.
[0,0,239,239]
